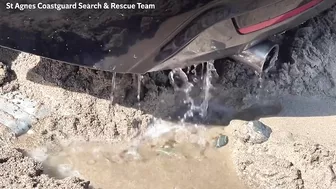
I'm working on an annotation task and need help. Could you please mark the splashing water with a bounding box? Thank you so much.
[169,61,218,122]
[110,72,117,105]
[169,68,195,122]
[186,66,191,74]
[191,64,198,76]
[255,73,265,101]
[28,118,248,189]
[199,61,217,117]
[255,50,278,101]
[27,62,251,188]
[200,62,205,80]
[137,74,143,102]
[107,61,217,162]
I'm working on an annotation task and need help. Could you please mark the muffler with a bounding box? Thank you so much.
[231,41,279,74]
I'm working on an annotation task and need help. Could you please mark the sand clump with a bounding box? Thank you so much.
[221,7,336,189]
[218,6,336,99]
[1,52,166,144]
[0,41,176,189]
[0,145,89,189]
[0,62,8,85]
[231,120,336,189]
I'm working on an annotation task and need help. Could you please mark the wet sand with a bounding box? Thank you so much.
[29,124,247,189]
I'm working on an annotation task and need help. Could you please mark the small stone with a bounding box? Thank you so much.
[233,120,272,144]
[215,134,229,148]
[246,121,272,144]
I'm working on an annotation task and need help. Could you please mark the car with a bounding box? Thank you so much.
[0,0,335,74]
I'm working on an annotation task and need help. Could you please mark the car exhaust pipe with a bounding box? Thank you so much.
[231,41,279,74]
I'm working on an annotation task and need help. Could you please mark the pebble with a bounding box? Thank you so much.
[246,121,272,144]
[232,120,272,144]
[215,134,229,148]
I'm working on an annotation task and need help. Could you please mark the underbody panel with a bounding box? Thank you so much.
[0,0,334,73]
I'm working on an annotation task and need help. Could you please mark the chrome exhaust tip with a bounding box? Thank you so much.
[231,41,279,74]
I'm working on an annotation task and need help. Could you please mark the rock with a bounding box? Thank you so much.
[247,121,272,144]
[233,120,272,144]
[0,62,8,85]
[215,134,229,148]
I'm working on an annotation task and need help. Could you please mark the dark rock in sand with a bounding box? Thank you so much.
[215,134,229,148]
[234,120,272,144]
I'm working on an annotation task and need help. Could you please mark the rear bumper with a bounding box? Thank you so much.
[148,0,335,72]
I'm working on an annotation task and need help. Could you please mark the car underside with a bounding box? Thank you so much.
[0,0,335,74]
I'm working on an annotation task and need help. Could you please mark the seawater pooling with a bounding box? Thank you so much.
[28,119,248,189]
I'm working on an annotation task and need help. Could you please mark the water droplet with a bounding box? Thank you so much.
[186,67,191,74]
[200,63,205,80]
[110,72,117,105]
[211,46,217,50]
[199,61,217,117]
[191,65,197,76]
[136,74,143,110]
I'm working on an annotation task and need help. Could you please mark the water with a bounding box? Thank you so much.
[186,66,191,74]
[254,51,278,101]
[110,72,142,109]
[29,121,248,189]
[169,61,218,122]
[27,61,250,189]
[137,74,142,102]
[255,72,264,101]
[200,62,205,80]
[169,68,195,122]
[199,61,217,117]
[191,64,198,76]
[110,72,117,105]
